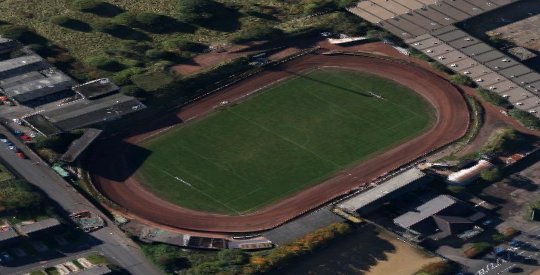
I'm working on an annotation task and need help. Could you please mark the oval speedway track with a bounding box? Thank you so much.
[89,53,470,233]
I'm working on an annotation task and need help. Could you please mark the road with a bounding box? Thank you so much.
[0,128,161,275]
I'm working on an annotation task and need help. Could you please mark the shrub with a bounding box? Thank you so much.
[477,88,512,109]
[176,0,214,22]
[450,74,476,88]
[509,109,540,129]
[161,38,206,52]
[113,12,137,27]
[51,16,91,32]
[120,85,147,98]
[480,167,503,182]
[134,13,177,33]
[0,179,44,211]
[415,261,459,275]
[447,185,465,193]
[145,49,168,60]
[231,25,284,43]
[481,128,518,155]
[110,67,145,85]
[131,71,175,92]
[85,56,125,72]
[499,227,519,237]
[303,0,337,15]
[71,0,123,17]
[464,242,492,258]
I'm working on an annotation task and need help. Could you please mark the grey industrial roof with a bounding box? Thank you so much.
[460,64,491,78]
[430,3,471,21]
[0,71,44,89]
[0,55,48,79]
[394,195,457,228]
[473,50,505,63]
[73,78,119,99]
[18,218,61,235]
[415,7,456,25]
[460,43,493,56]
[427,24,458,36]
[24,114,62,136]
[484,58,518,71]
[0,226,18,242]
[2,71,75,103]
[410,37,443,50]
[448,38,479,49]
[0,38,20,54]
[43,94,145,131]
[512,72,540,85]
[498,65,533,79]
[338,168,426,212]
[60,128,103,163]
[487,80,517,93]
[436,29,469,42]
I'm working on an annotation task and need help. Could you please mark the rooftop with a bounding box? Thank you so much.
[43,94,145,132]
[394,194,457,228]
[338,168,426,212]
[0,55,48,79]
[17,218,61,235]
[73,78,119,99]
[2,70,75,103]
[60,128,103,163]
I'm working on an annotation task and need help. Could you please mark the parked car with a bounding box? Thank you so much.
[20,134,31,142]
[28,132,37,138]
[8,146,16,151]
[12,130,22,136]
[0,252,12,262]
[16,150,26,159]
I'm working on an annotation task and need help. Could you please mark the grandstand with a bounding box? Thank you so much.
[336,167,429,215]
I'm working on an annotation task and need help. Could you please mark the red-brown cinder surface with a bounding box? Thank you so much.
[89,53,469,233]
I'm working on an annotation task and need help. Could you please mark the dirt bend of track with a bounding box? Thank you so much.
[89,53,470,233]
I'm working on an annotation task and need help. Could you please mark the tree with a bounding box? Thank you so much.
[85,55,125,72]
[0,179,43,211]
[176,0,214,22]
[480,167,503,182]
[217,249,247,265]
[482,128,518,155]
[120,85,147,98]
[113,12,138,27]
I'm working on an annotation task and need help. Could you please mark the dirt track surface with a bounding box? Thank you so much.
[89,53,470,233]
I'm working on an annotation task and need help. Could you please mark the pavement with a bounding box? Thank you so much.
[0,127,160,275]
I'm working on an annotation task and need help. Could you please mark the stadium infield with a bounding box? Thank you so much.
[136,68,434,214]
[89,52,470,233]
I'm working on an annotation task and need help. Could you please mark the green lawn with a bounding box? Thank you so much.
[137,69,434,214]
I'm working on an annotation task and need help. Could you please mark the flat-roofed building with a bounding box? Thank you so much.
[2,71,76,103]
[0,55,48,79]
[0,38,20,54]
[17,218,62,238]
[73,78,119,99]
[41,94,146,132]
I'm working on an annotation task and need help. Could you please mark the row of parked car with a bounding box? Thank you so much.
[0,134,26,159]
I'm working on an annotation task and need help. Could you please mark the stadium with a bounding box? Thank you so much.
[89,51,470,233]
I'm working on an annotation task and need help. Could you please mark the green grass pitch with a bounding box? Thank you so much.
[137,69,434,214]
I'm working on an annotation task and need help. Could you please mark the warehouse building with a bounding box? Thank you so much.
[0,54,48,79]
[73,78,120,99]
[1,70,76,104]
